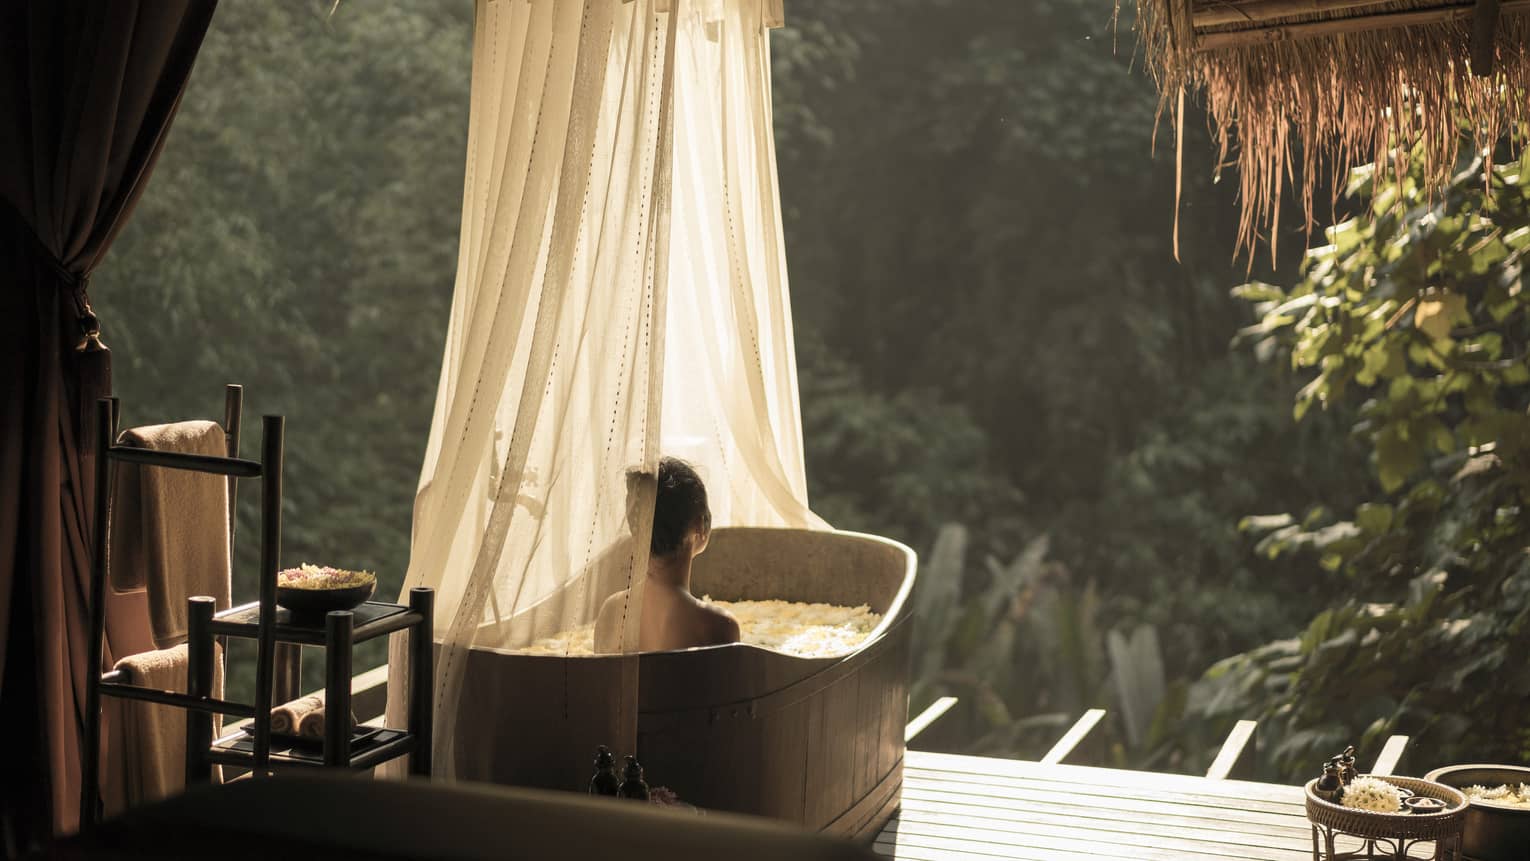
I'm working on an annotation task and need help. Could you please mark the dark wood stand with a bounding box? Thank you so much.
[80,389,434,830]
[192,589,434,777]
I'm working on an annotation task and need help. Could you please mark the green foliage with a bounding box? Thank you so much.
[797,337,1025,549]
[1063,356,1369,682]
[92,0,471,692]
[776,0,1357,714]
[910,523,1192,768]
[1191,153,1530,779]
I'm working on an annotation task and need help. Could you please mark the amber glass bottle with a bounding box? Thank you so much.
[589,746,621,796]
[618,755,650,801]
[1337,746,1358,785]
[1315,760,1344,803]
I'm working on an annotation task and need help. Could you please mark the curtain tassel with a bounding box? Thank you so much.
[70,280,113,447]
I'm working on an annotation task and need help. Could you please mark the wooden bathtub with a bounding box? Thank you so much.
[445,527,916,840]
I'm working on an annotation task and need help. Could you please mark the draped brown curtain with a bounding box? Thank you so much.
[0,1,217,848]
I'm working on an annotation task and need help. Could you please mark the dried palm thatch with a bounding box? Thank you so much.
[1132,0,1530,260]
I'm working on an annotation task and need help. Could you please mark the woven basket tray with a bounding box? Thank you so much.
[1305,775,1468,841]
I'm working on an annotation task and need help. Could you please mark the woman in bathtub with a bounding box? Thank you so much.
[593,458,741,653]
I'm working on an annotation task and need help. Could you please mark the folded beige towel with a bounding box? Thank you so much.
[109,420,232,648]
[102,644,224,816]
[270,693,359,740]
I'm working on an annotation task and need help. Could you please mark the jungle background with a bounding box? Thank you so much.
[92,0,1530,780]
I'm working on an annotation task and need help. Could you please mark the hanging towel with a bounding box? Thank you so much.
[109,420,232,648]
[102,644,224,816]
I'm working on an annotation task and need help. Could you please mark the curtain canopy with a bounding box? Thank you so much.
[389,0,818,778]
[0,0,218,843]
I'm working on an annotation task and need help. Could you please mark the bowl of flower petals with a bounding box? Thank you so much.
[1424,764,1530,861]
[276,564,376,620]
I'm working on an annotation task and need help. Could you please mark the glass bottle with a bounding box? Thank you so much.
[1315,760,1344,803]
[589,745,620,796]
[618,755,650,801]
[1338,746,1358,785]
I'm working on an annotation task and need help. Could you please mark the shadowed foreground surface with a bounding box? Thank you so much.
[48,775,875,861]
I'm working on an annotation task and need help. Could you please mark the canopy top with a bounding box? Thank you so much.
[1134,0,1530,257]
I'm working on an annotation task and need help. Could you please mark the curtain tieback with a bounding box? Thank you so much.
[0,199,105,353]
[69,278,105,354]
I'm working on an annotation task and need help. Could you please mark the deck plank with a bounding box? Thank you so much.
[900,790,1306,831]
[909,750,1302,803]
[877,827,1310,861]
[876,751,1315,861]
[901,768,1304,817]
[897,796,1311,846]
[890,809,1311,853]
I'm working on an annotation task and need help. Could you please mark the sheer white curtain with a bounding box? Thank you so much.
[390,0,817,781]
[664,0,821,531]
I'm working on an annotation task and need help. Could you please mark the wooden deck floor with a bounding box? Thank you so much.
[876,750,1314,861]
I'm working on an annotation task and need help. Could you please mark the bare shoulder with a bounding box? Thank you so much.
[596,589,631,626]
[703,602,741,645]
[593,589,632,654]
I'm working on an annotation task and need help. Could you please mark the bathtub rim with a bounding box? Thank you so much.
[466,525,917,661]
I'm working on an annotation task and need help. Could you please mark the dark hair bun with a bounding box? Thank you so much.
[651,457,710,558]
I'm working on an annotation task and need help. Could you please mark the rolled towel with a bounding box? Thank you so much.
[270,695,324,736]
[297,704,359,740]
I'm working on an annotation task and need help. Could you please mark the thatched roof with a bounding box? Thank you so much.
[1134,0,1530,257]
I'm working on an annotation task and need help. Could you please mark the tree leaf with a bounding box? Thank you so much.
[1414,291,1468,341]
[1355,503,1394,534]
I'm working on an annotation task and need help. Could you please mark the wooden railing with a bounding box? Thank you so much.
[904,699,1412,781]
[1040,709,1107,766]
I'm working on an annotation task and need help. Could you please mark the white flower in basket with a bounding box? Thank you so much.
[1341,776,1404,813]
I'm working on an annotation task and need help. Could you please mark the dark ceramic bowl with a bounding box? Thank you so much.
[275,578,376,620]
[1424,764,1530,861]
